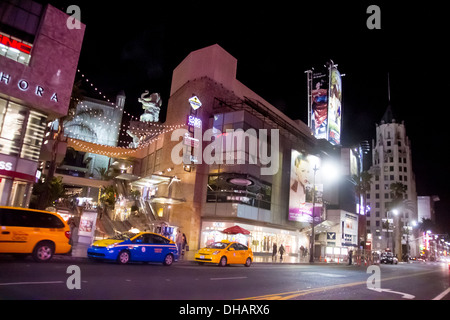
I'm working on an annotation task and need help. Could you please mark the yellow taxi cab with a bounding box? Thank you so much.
[0,206,71,262]
[195,240,253,267]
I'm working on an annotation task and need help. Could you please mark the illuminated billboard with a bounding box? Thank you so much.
[310,74,328,140]
[307,62,342,145]
[328,67,342,145]
[288,150,323,223]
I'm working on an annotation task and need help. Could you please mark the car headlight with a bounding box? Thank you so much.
[212,251,221,255]
[107,244,118,249]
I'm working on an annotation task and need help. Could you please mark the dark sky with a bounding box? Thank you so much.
[50,1,450,232]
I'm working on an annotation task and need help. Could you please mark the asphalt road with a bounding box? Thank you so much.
[0,256,449,301]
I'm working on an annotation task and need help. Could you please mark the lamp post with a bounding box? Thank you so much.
[309,164,319,264]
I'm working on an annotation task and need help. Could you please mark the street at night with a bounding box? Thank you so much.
[1,257,449,301]
[0,0,450,309]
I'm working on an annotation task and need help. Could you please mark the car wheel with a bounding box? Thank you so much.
[32,241,54,262]
[163,254,174,266]
[218,256,227,267]
[117,250,131,264]
[244,257,252,267]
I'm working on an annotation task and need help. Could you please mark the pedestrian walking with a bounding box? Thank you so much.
[176,229,183,257]
[272,243,277,262]
[182,233,188,256]
[348,249,353,265]
[279,244,285,262]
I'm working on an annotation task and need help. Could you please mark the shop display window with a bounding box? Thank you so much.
[0,98,46,161]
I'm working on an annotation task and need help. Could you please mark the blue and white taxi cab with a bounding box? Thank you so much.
[87,232,178,266]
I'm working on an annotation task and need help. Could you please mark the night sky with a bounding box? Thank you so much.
[50,1,450,232]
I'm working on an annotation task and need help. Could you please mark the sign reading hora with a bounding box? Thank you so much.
[0,71,59,103]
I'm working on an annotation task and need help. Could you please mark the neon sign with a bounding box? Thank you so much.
[0,34,32,55]
[187,115,202,128]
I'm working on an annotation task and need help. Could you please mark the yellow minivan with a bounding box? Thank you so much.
[0,206,71,262]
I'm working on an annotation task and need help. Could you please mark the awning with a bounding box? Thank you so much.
[222,225,251,235]
[130,174,175,188]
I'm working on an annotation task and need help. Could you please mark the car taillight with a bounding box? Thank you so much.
[65,231,71,239]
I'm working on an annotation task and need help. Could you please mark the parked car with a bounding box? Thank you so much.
[87,232,178,265]
[195,240,253,267]
[380,252,398,264]
[0,206,71,262]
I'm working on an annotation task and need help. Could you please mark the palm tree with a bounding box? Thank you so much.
[389,182,408,260]
[36,81,103,209]
[352,171,373,214]
[418,218,436,233]
[389,182,407,208]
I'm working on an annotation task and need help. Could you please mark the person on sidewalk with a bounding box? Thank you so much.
[176,229,183,258]
[182,233,188,257]
[279,244,285,262]
[272,243,277,262]
[348,249,353,265]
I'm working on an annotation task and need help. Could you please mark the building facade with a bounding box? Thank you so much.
[0,2,85,207]
[126,44,356,257]
[367,107,418,256]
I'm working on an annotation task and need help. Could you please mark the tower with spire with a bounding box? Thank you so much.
[366,74,418,257]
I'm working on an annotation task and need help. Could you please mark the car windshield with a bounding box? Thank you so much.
[206,242,229,249]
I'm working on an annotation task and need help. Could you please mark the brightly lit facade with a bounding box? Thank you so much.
[0,2,84,207]
[125,45,356,256]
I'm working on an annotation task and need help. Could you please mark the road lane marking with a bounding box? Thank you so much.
[210,276,248,281]
[238,269,439,300]
[0,281,64,286]
[432,287,450,300]
[301,272,346,278]
[368,288,415,299]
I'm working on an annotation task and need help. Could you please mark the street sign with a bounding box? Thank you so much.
[327,232,336,240]
[189,96,202,110]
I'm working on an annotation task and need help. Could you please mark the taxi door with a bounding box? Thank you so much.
[0,210,30,253]
[146,234,168,263]
[227,243,240,264]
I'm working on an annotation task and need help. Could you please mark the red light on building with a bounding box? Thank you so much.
[0,34,32,54]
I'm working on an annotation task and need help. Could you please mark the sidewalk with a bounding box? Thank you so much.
[64,242,322,265]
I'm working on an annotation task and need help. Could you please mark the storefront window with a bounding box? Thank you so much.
[21,109,46,161]
[0,99,46,161]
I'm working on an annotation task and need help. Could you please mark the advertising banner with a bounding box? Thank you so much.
[328,67,342,145]
[310,74,328,140]
[288,150,323,223]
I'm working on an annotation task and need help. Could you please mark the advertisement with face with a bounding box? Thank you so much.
[311,74,328,140]
[289,150,323,223]
[328,67,342,145]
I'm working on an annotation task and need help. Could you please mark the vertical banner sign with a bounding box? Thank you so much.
[327,67,342,145]
[310,73,329,140]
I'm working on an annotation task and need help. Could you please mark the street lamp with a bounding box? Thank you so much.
[308,158,341,264]
[309,163,319,264]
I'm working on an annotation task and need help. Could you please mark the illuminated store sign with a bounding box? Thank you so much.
[0,161,13,171]
[189,96,202,110]
[0,71,58,102]
[0,34,32,54]
[187,115,202,128]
